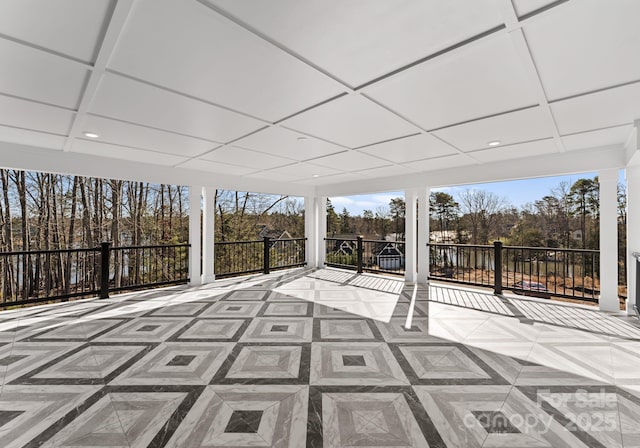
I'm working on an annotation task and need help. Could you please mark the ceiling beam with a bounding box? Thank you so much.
[62,0,136,152]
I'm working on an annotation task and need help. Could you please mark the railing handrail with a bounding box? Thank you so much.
[111,243,189,250]
[0,243,191,256]
[428,242,600,253]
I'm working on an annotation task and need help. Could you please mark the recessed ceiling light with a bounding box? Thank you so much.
[488,140,501,146]
[312,174,320,178]
[297,136,308,142]
[83,132,99,139]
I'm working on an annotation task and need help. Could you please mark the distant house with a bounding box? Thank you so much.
[375,242,405,270]
[570,229,583,241]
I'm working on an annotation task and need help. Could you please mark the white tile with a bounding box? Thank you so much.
[0,95,75,135]
[90,74,265,143]
[108,0,344,121]
[232,126,346,161]
[200,145,294,170]
[311,149,392,171]
[207,0,504,87]
[433,107,554,152]
[561,125,632,152]
[355,164,415,178]
[0,39,88,109]
[468,138,558,163]
[0,0,113,63]
[524,0,640,100]
[282,94,418,148]
[179,158,258,176]
[71,139,188,166]
[511,0,559,17]
[83,115,220,157]
[551,82,640,135]
[250,162,342,181]
[365,33,538,130]
[0,125,65,150]
[296,172,366,185]
[358,133,457,163]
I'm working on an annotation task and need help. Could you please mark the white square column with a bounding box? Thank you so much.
[202,186,216,284]
[599,169,619,312]
[405,189,418,283]
[188,186,202,286]
[304,196,318,268]
[318,196,327,267]
[417,187,430,285]
[626,166,640,315]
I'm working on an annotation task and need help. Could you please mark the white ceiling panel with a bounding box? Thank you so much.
[433,106,554,152]
[282,94,419,148]
[356,165,416,178]
[365,33,538,131]
[468,138,557,163]
[201,146,294,170]
[0,95,75,135]
[0,0,114,63]
[311,150,392,171]
[0,125,65,151]
[0,39,89,109]
[71,139,188,166]
[207,0,504,87]
[562,125,632,152]
[524,0,640,100]
[232,126,346,161]
[82,115,219,158]
[90,74,265,143]
[179,158,257,176]
[402,154,475,172]
[358,134,458,163]
[252,162,342,181]
[511,0,559,18]
[108,0,344,122]
[297,172,366,186]
[551,82,640,135]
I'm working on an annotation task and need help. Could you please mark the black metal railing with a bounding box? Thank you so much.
[0,243,190,308]
[325,237,406,276]
[214,237,306,278]
[429,242,601,301]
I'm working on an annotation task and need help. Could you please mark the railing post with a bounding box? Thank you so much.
[100,242,111,299]
[356,236,363,274]
[263,237,270,274]
[493,241,503,295]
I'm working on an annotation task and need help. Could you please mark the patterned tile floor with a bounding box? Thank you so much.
[1,267,640,447]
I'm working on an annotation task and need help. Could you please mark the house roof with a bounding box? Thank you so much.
[0,1,638,195]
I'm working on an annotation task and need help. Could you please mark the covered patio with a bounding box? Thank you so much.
[2,0,640,446]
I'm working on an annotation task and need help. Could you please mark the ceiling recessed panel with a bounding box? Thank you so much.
[402,154,475,172]
[468,138,557,163]
[0,125,65,150]
[524,0,640,100]
[108,0,344,121]
[311,150,392,171]
[297,172,366,186]
[0,95,75,135]
[433,106,554,152]
[562,125,632,152]
[365,33,538,131]
[282,94,419,148]
[232,126,346,161]
[253,162,342,180]
[0,0,114,63]
[90,74,265,143]
[71,140,188,166]
[0,39,88,109]
[356,165,415,178]
[201,146,294,170]
[358,134,458,163]
[179,158,257,176]
[551,82,640,135]
[207,0,504,87]
[511,0,560,18]
[82,116,219,157]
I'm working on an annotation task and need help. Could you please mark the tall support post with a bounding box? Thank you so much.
[405,189,418,283]
[599,169,619,312]
[188,186,202,286]
[304,196,318,268]
[417,187,430,285]
[202,186,215,283]
[318,196,327,267]
[627,166,640,316]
